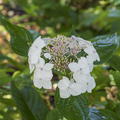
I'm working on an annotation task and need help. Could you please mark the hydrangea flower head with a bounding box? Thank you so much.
[28,35,100,98]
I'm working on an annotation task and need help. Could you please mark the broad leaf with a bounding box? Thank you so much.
[89,108,117,120]
[11,82,49,120]
[111,71,120,88]
[108,55,120,71]
[92,34,119,63]
[0,15,33,56]
[0,70,11,86]
[46,109,62,120]
[55,90,90,120]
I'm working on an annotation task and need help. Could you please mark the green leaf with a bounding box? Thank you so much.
[0,70,11,86]
[111,71,120,88]
[92,34,119,63]
[11,82,49,120]
[93,66,110,89]
[0,15,33,56]
[108,55,120,71]
[89,108,117,120]
[46,109,62,120]
[55,90,90,120]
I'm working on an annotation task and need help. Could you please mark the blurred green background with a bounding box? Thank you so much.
[0,0,120,120]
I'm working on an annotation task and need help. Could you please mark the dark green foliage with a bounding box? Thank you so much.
[0,15,33,56]
[55,90,90,120]
[11,82,49,120]
[0,0,120,120]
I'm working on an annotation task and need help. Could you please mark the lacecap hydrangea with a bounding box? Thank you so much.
[28,35,100,98]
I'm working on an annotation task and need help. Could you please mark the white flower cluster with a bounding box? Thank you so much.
[28,36,100,99]
[58,36,100,98]
[28,36,54,89]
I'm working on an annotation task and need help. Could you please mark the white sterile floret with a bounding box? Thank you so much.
[67,36,100,98]
[58,77,83,98]
[84,45,100,62]
[68,62,79,73]
[68,57,90,74]
[78,57,91,74]
[58,77,71,98]
[44,53,51,59]
[28,36,46,73]
[33,58,53,89]
[86,76,96,93]
[68,82,82,96]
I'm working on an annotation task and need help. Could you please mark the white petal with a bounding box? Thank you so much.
[33,67,41,81]
[73,72,88,93]
[86,55,94,63]
[84,46,93,55]
[59,89,70,98]
[44,53,51,59]
[28,48,41,64]
[84,46,100,62]
[33,70,42,89]
[73,71,88,83]
[28,36,46,67]
[79,82,87,93]
[32,36,46,48]
[68,62,79,72]
[87,77,96,93]
[33,79,42,89]
[40,70,53,80]
[44,63,54,71]
[86,56,94,72]
[58,77,70,90]
[37,58,45,68]
[69,83,82,96]
[78,57,90,74]
[73,71,82,82]
[42,80,52,89]
[78,57,88,67]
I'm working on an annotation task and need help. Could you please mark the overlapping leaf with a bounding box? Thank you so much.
[11,82,49,120]
[0,15,33,56]
[92,34,119,63]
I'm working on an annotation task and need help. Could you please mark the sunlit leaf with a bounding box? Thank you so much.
[0,15,33,56]
[11,82,49,120]
[92,34,119,63]
[0,70,11,86]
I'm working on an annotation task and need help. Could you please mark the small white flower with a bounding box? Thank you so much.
[58,77,71,98]
[28,36,46,73]
[73,70,88,82]
[68,57,90,74]
[86,76,96,93]
[68,82,83,96]
[44,53,51,59]
[68,62,79,73]
[78,57,91,74]
[58,77,83,98]
[33,58,53,89]
[84,46,100,62]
